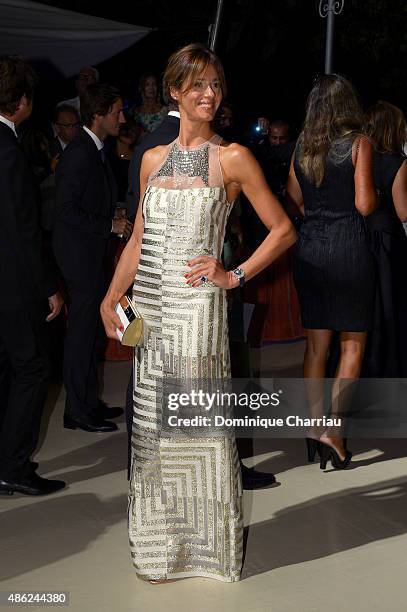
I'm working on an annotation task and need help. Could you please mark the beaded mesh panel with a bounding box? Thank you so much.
[151,140,210,187]
[148,134,223,190]
[128,135,243,582]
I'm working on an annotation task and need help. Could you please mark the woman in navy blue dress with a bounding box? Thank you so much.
[286,75,377,469]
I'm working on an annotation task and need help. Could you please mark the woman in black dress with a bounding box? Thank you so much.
[286,75,377,469]
[363,101,407,376]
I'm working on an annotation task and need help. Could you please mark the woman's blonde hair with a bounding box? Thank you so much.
[364,100,407,154]
[298,74,363,186]
[163,43,227,101]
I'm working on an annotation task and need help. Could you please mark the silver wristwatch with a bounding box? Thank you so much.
[232,267,246,287]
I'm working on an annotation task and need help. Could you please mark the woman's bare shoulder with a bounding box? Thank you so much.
[219,140,254,165]
[219,141,258,181]
[141,144,170,172]
[352,134,373,152]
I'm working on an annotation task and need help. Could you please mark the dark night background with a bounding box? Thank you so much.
[35,0,407,134]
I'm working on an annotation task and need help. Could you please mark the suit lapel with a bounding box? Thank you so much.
[79,128,117,215]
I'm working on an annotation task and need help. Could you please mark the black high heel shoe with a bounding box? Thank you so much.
[319,442,352,470]
[305,438,322,463]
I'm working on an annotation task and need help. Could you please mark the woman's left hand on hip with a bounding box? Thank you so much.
[185,255,237,289]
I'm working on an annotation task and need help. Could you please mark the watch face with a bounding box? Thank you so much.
[233,268,244,278]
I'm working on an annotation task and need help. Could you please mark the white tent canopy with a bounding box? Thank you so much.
[0,0,151,77]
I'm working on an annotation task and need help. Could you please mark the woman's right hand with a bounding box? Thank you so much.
[100,296,124,340]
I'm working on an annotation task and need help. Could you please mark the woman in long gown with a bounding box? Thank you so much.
[101,43,296,583]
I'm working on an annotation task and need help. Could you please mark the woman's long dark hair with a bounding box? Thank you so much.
[365,101,407,155]
[298,74,364,186]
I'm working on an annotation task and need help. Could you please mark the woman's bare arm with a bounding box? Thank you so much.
[286,153,304,216]
[392,160,407,222]
[100,147,163,338]
[222,144,297,282]
[353,136,377,216]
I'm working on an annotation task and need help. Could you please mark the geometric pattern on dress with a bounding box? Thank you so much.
[129,135,243,582]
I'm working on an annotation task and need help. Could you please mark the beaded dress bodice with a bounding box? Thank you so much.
[148,133,225,190]
[140,134,232,263]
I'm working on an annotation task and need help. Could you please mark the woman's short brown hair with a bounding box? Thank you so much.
[364,100,407,155]
[163,43,227,101]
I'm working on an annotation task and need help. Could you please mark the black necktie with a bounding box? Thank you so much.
[99,145,106,164]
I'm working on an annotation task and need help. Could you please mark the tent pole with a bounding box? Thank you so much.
[319,0,345,74]
[209,0,225,51]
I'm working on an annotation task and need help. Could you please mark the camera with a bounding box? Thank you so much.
[254,121,268,136]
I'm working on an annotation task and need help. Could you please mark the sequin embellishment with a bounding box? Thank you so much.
[153,141,210,187]
[129,134,242,583]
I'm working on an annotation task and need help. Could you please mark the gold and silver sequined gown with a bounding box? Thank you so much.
[128,134,243,582]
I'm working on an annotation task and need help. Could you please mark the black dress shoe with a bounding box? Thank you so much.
[240,464,276,490]
[98,402,124,419]
[0,473,66,496]
[64,415,118,432]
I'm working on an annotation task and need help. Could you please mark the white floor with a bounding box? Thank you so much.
[1,345,407,612]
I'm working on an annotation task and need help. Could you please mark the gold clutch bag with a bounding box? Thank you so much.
[114,295,144,347]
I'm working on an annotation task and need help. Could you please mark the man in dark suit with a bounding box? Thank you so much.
[0,55,65,496]
[53,84,133,433]
[49,104,80,159]
[39,105,80,232]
